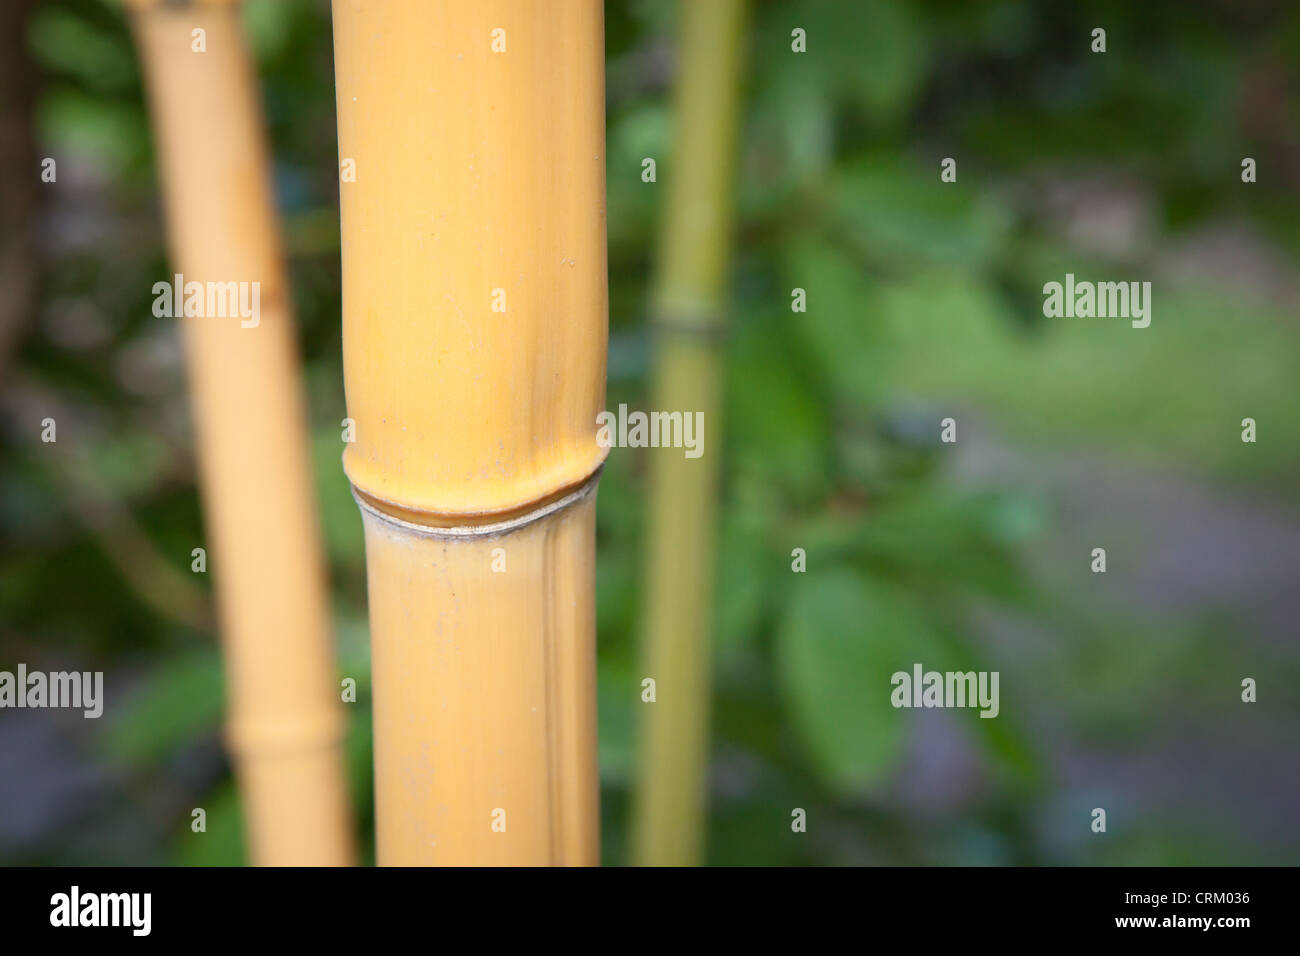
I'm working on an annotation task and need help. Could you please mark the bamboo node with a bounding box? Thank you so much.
[351,467,602,541]
[223,709,347,757]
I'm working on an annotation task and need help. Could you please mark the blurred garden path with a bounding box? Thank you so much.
[896,421,1300,863]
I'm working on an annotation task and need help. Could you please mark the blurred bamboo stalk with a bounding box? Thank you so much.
[129,0,354,866]
[633,0,747,867]
[331,0,607,865]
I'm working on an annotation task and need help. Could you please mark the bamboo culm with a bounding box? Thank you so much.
[331,0,608,866]
[633,0,748,868]
[130,0,355,866]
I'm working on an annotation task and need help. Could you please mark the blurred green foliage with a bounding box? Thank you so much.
[3,0,1298,866]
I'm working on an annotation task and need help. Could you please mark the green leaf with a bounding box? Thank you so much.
[782,236,887,406]
[776,569,939,794]
[173,782,246,866]
[726,316,832,504]
[714,508,773,664]
[756,0,927,125]
[101,647,225,765]
[833,159,1012,271]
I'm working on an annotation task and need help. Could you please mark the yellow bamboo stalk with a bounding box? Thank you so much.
[633,0,748,867]
[331,0,607,865]
[129,0,354,866]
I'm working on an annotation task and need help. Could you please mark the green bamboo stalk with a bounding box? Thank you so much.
[632,0,747,867]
